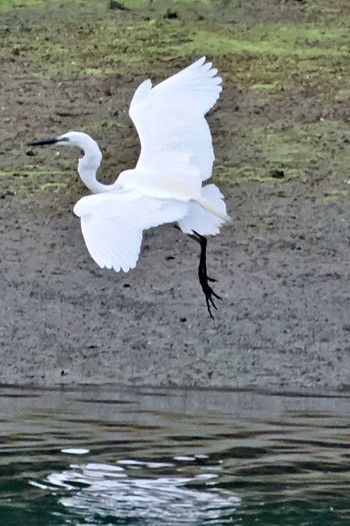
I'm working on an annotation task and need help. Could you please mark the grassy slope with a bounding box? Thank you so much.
[1,0,350,197]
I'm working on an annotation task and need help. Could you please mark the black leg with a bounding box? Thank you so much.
[189,231,222,319]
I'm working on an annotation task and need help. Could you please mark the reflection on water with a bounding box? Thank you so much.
[1,386,350,525]
[41,460,238,524]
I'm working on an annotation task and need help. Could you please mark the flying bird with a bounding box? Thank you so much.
[30,57,231,318]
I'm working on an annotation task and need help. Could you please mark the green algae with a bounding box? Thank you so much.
[108,0,211,7]
[0,166,60,178]
[180,24,349,58]
[0,165,70,197]
[324,189,350,203]
[0,0,45,13]
[214,162,304,187]
[2,0,349,96]
[214,118,350,187]
[176,23,350,91]
[36,181,67,192]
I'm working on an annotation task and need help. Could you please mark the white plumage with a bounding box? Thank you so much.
[129,57,222,180]
[31,57,231,315]
[75,191,189,272]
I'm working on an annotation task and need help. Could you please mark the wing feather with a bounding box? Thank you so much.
[129,57,222,181]
[74,189,189,272]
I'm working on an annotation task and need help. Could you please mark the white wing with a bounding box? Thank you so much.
[129,57,222,181]
[74,190,189,272]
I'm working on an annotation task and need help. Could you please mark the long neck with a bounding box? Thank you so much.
[77,138,108,194]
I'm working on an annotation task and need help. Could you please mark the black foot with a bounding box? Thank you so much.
[189,232,222,319]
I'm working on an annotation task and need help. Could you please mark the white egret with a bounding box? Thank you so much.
[30,57,231,317]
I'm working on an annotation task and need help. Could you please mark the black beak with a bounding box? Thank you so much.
[28,138,59,146]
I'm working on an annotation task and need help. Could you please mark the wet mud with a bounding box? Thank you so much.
[1,0,350,391]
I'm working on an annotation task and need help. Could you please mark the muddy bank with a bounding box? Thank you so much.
[1,0,350,391]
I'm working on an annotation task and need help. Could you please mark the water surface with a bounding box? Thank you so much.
[1,386,350,525]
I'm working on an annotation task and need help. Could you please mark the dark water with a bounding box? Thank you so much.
[0,386,350,525]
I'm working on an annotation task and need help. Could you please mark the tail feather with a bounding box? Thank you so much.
[178,184,231,236]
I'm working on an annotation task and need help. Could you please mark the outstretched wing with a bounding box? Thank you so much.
[129,57,222,181]
[73,190,188,272]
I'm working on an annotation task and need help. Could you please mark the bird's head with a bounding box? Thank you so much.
[29,131,95,150]
[29,131,103,192]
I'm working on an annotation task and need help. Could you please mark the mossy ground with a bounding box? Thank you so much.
[1,0,350,199]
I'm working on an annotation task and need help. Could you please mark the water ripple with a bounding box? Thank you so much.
[37,460,239,525]
[2,387,350,525]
